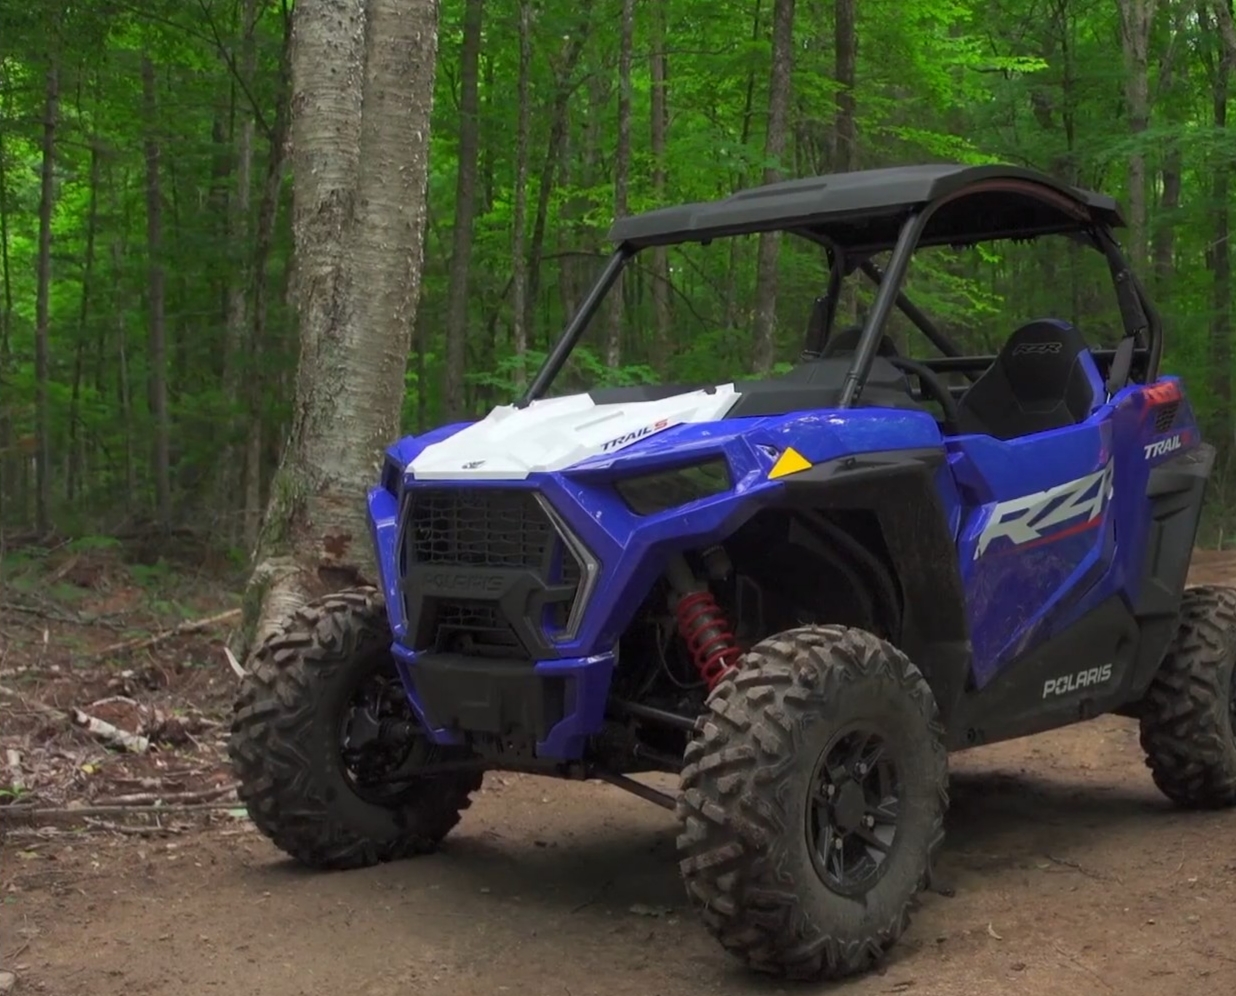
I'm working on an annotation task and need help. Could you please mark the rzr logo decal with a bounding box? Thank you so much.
[975,462,1113,559]
[600,418,672,452]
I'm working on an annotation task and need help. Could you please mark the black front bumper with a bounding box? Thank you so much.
[409,653,567,742]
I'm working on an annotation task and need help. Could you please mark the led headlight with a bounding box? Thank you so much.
[614,457,733,516]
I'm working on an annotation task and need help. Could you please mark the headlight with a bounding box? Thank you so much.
[614,458,733,516]
[379,453,405,494]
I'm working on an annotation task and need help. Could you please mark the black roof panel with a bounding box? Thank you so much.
[608,163,1124,252]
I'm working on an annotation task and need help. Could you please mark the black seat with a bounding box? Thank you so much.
[956,319,1102,440]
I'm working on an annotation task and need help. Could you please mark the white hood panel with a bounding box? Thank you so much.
[408,385,741,480]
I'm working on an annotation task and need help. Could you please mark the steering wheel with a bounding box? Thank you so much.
[889,357,960,435]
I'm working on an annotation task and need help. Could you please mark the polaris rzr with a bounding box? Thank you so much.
[229,163,1235,981]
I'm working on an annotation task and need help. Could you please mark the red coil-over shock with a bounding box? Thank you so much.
[668,554,741,690]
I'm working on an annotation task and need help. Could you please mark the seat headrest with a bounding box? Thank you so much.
[997,319,1092,404]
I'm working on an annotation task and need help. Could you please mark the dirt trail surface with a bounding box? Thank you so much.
[5,550,1236,996]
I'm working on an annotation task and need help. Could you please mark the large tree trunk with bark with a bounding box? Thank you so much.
[751,0,796,374]
[243,0,441,654]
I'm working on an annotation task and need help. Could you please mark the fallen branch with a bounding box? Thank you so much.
[82,816,184,836]
[0,683,65,722]
[4,749,23,793]
[94,782,237,807]
[92,608,242,660]
[71,708,150,753]
[223,646,246,678]
[0,801,244,824]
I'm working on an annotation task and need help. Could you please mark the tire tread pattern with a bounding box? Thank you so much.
[676,624,948,981]
[1139,584,1236,809]
[227,586,481,869]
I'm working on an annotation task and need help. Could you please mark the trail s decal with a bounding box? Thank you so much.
[1144,435,1181,460]
[975,462,1113,558]
[1144,433,1190,460]
[601,418,672,452]
[1043,663,1113,698]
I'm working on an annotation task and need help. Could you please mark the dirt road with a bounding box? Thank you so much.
[5,552,1236,995]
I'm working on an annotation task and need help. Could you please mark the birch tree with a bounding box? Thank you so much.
[244,0,441,651]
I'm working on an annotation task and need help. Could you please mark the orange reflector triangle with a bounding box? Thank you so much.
[769,447,812,479]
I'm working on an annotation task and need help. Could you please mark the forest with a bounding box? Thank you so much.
[1,0,1235,551]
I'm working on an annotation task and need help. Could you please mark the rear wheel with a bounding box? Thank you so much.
[676,625,948,980]
[1139,584,1236,809]
[228,587,481,869]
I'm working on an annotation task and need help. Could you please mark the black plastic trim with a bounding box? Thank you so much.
[774,447,973,729]
[948,596,1141,750]
[409,652,566,740]
[1122,442,1216,702]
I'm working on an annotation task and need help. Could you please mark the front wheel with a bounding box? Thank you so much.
[228,587,481,869]
[676,625,948,981]
[1139,584,1236,809]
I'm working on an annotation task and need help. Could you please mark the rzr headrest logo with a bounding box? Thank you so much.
[1010,341,1063,356]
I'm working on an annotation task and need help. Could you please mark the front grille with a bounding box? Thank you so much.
[399,488,593,655]
[432,600,522,655]
[410,489,554,569]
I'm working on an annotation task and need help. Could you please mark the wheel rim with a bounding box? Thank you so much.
[805,726,901,897]
[337,664,428,805]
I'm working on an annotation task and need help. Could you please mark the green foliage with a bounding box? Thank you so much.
[0,0,1233,540]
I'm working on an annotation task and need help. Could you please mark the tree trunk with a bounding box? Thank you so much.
[1207,0,1235,445]
[510,0,533,387]
[243,3,293,551]
[112,240,137,505]
[1116,0,1158,269]
[216,0,260,538]
[603,0,635,370]
[723,0,763,334]
[141,56,172,531]
[525,17,591,342]
[1152,6,1186,295]
[246,0,441,653]
[67,139,101,504]
[443,0,483,420]
[0,88,15,520]
[34,61,59,537]
[751,0,796,374]
[831,0,856,173]
[649,0,672,369]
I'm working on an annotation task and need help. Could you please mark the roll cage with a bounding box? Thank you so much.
[519,163,1161,408]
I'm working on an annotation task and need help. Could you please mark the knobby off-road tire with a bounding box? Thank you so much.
[228,587,481,869]
[677,625,948,981]
[1139,584,1236,809]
